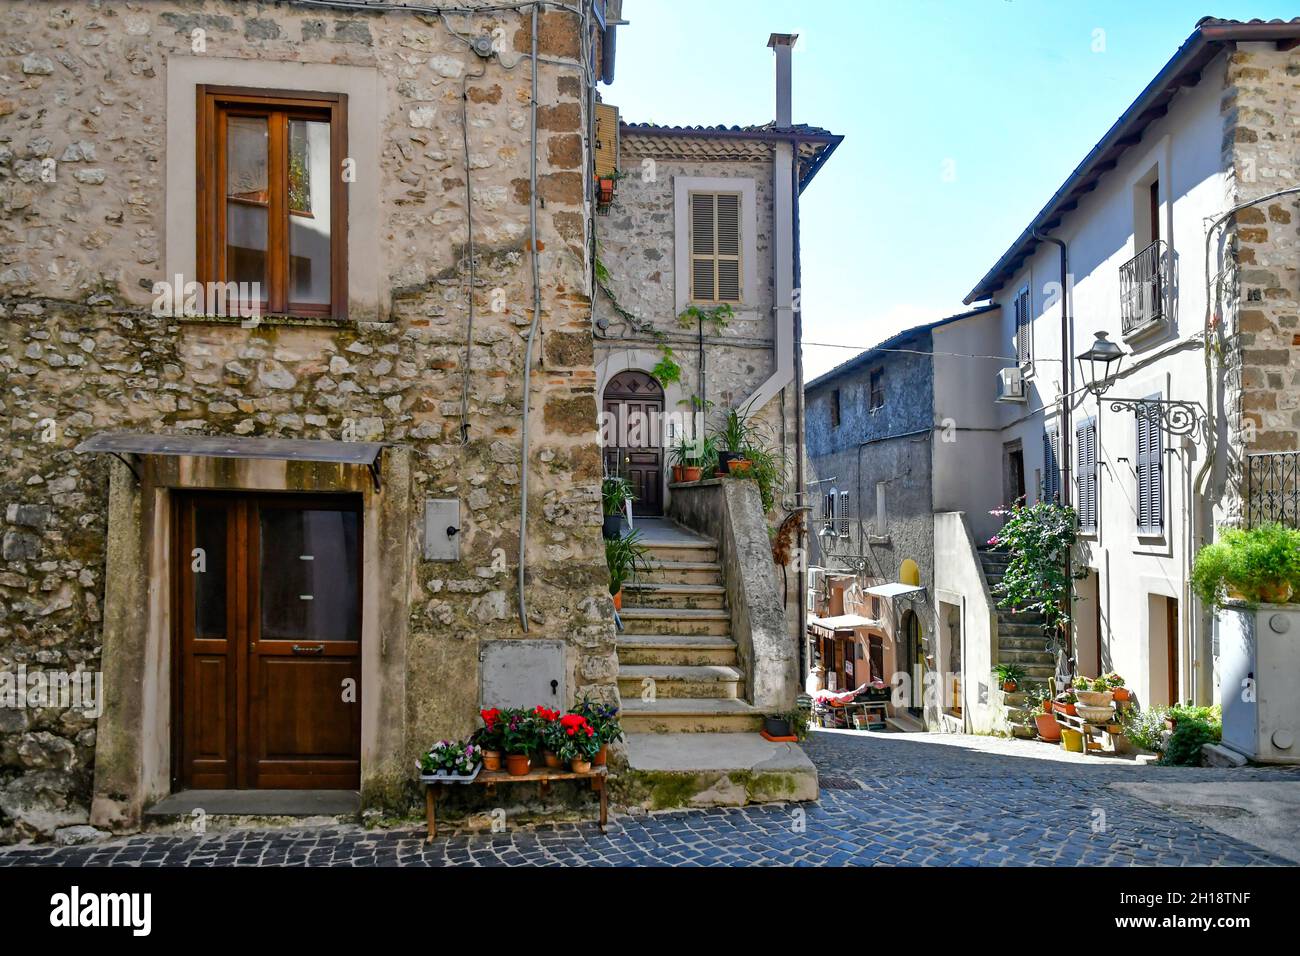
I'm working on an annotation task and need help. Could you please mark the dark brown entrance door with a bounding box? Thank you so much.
[1166,596,1180,706]
[603,369,664,516]
[175,493,362,790]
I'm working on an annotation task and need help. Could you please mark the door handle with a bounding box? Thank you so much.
[292,644,326,656]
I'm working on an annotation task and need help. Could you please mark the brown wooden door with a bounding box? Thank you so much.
[175,493,362,790]
[603,370,664,516]
[1166,596,1179,706]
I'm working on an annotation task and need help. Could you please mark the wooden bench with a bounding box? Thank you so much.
[422,765,608,841]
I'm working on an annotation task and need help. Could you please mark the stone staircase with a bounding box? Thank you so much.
[978,547,1056,738]
[613,520,816,810]
[618,534,762,733]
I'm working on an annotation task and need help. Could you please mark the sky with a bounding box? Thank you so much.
[607,0,1298,379]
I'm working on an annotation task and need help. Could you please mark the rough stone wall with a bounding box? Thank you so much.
[1220,43,1300,517]
[0,1,615,840]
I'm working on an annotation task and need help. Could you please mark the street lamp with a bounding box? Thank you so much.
[1075,331,1206,440]
[1076,331,1125,397]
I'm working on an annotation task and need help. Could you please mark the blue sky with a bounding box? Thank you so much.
[607,0,1297,378]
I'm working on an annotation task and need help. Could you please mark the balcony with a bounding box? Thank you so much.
[1119,239,1167,337]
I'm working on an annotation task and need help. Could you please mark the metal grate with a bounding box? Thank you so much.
[1119,239,1166,335]
[1246,452,1300,528]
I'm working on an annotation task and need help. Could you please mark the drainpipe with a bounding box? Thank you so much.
[517,3,542,631]
[1032,229,1073,661]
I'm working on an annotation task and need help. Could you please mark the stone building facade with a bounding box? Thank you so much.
[0,0,625,840]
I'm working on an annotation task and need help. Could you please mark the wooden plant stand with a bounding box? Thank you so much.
[423,765,608,842]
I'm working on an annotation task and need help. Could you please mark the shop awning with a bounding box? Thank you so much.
[809,613,879,634]
[75,433,386,488]
[864,582,925,600]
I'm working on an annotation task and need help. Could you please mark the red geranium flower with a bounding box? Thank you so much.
[480,708,500,730]
[533,706,560,722]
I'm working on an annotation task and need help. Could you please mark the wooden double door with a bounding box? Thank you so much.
[174,493,362,790]
[602,369,664,516]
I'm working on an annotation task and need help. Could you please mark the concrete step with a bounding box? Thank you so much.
[998,622,1049,638]
[617,634,739,666]
[998,648,1056,666]
[615,733,818,809]
[618,607,731,636]
[622,582,727,610]
[617,663,742,699]
[999,635,1051,651]
[621,698,764,733]
[645,542,719,564]
[639,561,724,586]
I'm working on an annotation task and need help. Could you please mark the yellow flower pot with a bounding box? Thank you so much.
[1059,728,1085,753]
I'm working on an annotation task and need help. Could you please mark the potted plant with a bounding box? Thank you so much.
[534,705,563,768]
[601,475,634,540]
[1191,523,1300,607]
[763,714,792,737]
[606,528,649,611]
[474,708,504,771]
[500,708,540,776]
[1025,685,1052,715]
[570,696,623,766]
[419,740,483,782]
[1033,709,1062,742]
[1102,672,1130,702]
[1073,675,1112,708]
[668,436,690,484]
[993,663,1026,693]
[557,713,599,772]
[716,406,753,475]
[1054,691,1078,717]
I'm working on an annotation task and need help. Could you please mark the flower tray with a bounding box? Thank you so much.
[761,729,799,743]
[419,764,482,785]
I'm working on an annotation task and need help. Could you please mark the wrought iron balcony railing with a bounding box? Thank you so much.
[1119,239,1166,335]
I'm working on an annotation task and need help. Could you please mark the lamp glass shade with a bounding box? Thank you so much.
[1077,331,1124,393]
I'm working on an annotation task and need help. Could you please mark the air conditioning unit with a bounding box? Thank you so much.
[996,366,1026,403]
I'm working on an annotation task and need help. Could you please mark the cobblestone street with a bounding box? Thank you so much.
[3,730,1297,867]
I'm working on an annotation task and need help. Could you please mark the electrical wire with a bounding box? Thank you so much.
[456,55,488,445]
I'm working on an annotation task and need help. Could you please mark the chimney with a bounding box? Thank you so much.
[767,33,797,128]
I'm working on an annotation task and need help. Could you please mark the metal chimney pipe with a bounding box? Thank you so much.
[768,33,797,127]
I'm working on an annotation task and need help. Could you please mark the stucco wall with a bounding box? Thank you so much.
[0,1,616,840]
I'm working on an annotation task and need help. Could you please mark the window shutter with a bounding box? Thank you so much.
[1076,420,1097,532]
[688,192,741,304]
[1015,289,1030,365]
[1136,404,1163,533]
[1042,429,1060,503]
[839,491,850,538]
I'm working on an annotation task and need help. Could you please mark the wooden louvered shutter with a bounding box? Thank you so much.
[839,491,850,537]
[1136,404,1163,534]
[1043,429,1060,503]
[689,193,742,303]
[1076,420,1097,532]
[1016,287,1031,366]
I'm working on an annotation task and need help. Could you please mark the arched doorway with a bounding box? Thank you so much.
[602,370,664,516]
[902,609,924,718]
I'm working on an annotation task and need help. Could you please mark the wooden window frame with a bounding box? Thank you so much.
[688,190,743,305]
[869,368,885,411]
[197,85,349,321]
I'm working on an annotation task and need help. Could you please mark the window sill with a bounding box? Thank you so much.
[177,313,353,330]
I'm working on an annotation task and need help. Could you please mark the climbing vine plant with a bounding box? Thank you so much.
[987,499,1082,640]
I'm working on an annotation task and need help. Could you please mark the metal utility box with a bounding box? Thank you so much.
[1218,604,1300,764]
[480,640,566,709]
[423,498,461,561]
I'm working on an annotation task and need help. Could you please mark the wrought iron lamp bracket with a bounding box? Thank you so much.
[1105,396,1206,440]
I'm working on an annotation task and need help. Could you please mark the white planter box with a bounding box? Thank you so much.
[1217,603,1300,764]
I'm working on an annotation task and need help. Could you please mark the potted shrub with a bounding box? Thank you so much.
[993,663,1026,693]
[1074,675,1113,708]
[1053,691,1078,717]
[1191,523,1300,607]
[474,708,504,771]
[606,528,649,611]
[419,740,483,782]
[534,706,563,768]
[570,696,623,766]
[557,713,599,772]
[763,714,793,737]
[500,708,540,776]
[601,476,634,540]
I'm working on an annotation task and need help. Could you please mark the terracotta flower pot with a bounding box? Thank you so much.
[682,466,704,482]
[1111,687,1131,702]
[505,753,531,776]
[1041,699,1053,715]
[1259,580,1294,604]
[612,590,623,611]
[482,749,502,772]
[1002,681,1018,693]
[569,758,591,773]
[1053,701,1077,717]
[592,743,608,767]
[543,750,562,769]
[671,464,685,483]
[727,458,753,476]
[1034,713,1062,742]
